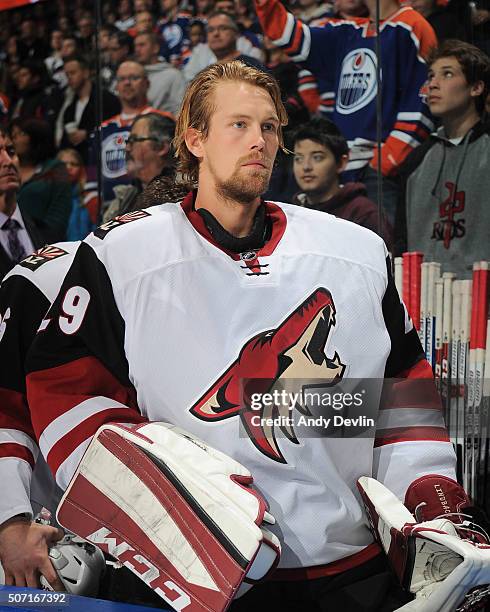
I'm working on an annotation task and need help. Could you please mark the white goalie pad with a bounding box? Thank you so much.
[56,422,281,612]
[357,477,490,612]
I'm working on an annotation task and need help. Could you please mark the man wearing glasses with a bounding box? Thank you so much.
[86,60,173,218]
[102,112,177,221]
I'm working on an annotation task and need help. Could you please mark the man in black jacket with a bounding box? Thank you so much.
[59,55,120,164]
[8,60,61,129]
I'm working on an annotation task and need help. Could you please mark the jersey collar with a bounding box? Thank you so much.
[180,190,287,260]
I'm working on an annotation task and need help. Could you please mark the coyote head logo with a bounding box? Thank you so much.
[190,288,345,462]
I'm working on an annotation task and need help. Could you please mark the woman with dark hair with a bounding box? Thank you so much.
[10,118,71,242]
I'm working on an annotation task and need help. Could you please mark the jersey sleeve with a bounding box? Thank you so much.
[373,256,457,500]
[255,0,332,69]
[25,242,146,491]
[0,274,48,523]
[297,68,321,114]
[254,0,342,124]
[369,15,436,176]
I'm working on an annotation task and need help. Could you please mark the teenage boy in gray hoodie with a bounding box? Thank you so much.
[397,40,490,278]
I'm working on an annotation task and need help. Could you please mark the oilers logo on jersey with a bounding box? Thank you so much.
[337,49,378,115]
[190,288,346,462]
[101,131,130,179]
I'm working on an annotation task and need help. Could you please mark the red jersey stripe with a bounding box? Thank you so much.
[0,442,35,468]
[27,356,139,439]
[375,426,450,447]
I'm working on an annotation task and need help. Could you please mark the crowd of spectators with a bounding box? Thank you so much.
[0,0,489,279]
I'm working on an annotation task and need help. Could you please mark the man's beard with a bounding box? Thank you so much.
[214,157,272,205]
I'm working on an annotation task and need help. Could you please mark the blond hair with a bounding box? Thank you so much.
[174,60,288,185]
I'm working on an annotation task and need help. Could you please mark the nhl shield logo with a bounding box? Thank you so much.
[337,48,379,115]
[239,251,257,261]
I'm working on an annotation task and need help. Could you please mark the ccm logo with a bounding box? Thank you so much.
[87,527,191,610]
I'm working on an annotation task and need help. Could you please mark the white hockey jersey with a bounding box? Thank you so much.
[25,194,456,571]
[0,242,79,524]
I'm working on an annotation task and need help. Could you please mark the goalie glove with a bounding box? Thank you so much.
[56,422,281,612]
[357,477,490,612]
[404,475,489,544]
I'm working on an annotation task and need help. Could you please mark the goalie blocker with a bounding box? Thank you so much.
[56,422,281,612]
[357,476,490,611]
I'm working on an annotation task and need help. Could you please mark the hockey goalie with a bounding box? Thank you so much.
[19,62,490,612]
[357,475,490,612]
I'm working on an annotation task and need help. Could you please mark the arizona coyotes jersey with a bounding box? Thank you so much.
[255,0,436,177]
[26,194,456,569]
[0,242,79,524]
